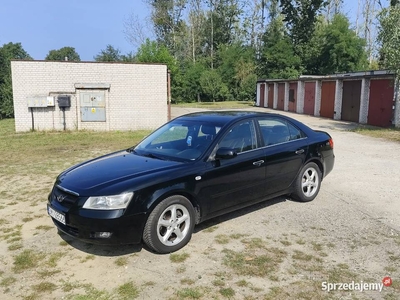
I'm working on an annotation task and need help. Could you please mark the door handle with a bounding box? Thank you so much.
[295,149,305,155]
[253,160,265,166]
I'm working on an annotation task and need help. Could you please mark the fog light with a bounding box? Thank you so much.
[95,232,112,239]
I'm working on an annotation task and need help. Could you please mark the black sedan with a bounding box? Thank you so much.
[47,111,334,253]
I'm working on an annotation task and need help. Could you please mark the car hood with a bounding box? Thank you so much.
[56,150,183,195]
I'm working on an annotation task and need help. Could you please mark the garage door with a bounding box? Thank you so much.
[341,80,361,123]
[320,81,335,118]
[368,79,394,127]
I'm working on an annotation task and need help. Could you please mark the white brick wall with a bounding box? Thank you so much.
[11,61,168,132]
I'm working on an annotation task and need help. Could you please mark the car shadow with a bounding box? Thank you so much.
[194,195,288,233]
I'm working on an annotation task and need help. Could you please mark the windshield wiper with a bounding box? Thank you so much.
[126,147,136,153]
[142,152,165,160]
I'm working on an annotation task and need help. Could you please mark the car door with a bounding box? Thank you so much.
[257,117,308,196]
[196,120,267,217]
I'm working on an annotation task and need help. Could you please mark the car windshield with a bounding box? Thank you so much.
[134,120,222,161]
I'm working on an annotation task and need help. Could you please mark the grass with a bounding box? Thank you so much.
[172,100,253,110]
[222,246,287,277]
[46,252,64,267]
[176,287,203,299]
[32,281,57,293]
[0,276,16,287]
[351,124,400,142]
[215,234,230,244]
[13,249,45,273]
[219,287,235,298]
[117,282,139,299]
[0,118,150,175]
[35,225,53,231]
[170,252,190,263]
[114,257,128,266]
[181,278,195,285]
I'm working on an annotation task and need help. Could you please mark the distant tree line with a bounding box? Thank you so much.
[0,0,399,118]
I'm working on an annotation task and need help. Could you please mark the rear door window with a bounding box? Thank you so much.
[257,118,304,146]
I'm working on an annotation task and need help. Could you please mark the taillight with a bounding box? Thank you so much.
[328,138,334,149]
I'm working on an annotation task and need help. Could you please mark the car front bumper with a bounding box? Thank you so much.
[47,201,147,245]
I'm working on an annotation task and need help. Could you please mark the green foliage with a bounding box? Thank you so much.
[94,45,122,62]
[135,39,178,74]
[45,46,81,61]
[199,69,228,102]
[378,6,400,80]
[280,0,326,45]
[318,14,368,74]
[0,42,32,118]
[258,17,301,79]
[175,61,207,102]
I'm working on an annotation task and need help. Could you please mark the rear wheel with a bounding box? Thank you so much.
[292,162,321,202]
[143,195,195,253]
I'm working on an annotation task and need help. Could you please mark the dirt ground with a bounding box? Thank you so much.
[1,107,400,299]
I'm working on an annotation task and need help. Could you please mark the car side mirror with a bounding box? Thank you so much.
[216,147,237,159]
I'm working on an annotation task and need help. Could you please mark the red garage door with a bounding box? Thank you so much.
[368,79,394,127]
[277,83,285,110]
[268,84,274,108]
[320,81,336,118]
[304,81,316,115]
[288,82,297,112]
[259,83,265,107]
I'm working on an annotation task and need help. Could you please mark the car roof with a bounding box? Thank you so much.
[177,111,279,122]
[174,110,315,134]
[175,110,294,124]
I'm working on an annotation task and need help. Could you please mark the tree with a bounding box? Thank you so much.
[147,0,188,58]
[378,5,400,79]
[217,43,255,99]
[0,42,32,118]
[199,69,228,101]
[318,14,368,74]
[258,3,301,79]
[45,47,80,61]
[279,0,326,45]
[136,39,177,72]
[94,45,122,62]
[124,14,153,49]
[178,60,207,102]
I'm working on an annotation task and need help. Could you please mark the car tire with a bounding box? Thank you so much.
[143,195,195,254]
[292,162,322,202]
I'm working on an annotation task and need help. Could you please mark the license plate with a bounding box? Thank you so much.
[48,206,66,225]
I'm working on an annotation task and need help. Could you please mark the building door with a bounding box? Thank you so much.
[320,81,336,118]
[288,82,297,112]
[259,83,265,107]
[341,80,361,123]
[368,79,394,127]
[80,91,106,122]
[277,83,285,110]
[304,82,316,115]
[268,84,274,108]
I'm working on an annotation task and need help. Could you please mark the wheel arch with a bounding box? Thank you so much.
[305,158,324,179]
[145,189,202,225]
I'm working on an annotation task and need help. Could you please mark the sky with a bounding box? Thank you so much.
[0,0,150,61]
[0,0,390,62]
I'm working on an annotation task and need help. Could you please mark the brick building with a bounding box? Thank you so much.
[11,60,168,132]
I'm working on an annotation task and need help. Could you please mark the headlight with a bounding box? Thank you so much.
[83,192,134,210]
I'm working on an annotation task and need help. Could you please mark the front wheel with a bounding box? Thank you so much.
[292,162,322,202]
[143,195,195,253]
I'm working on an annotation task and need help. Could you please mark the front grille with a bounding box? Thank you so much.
[52,187,78,205]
